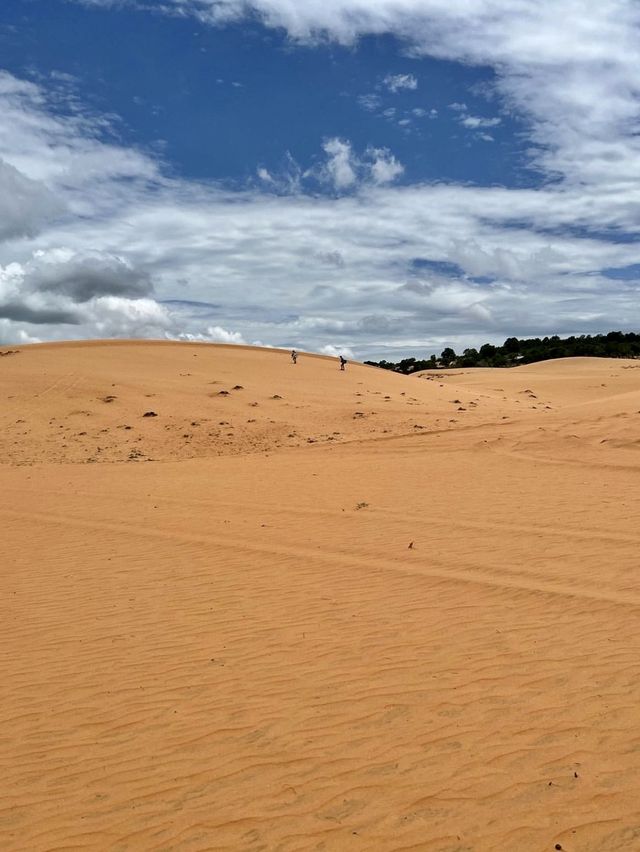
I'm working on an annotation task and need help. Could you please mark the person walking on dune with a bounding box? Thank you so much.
[339,355,347,371]
[291,349,297,364]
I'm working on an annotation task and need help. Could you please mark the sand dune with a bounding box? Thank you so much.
[0,339,510,465]
[2,343,640,851]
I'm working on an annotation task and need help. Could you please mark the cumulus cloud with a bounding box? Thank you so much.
[22,249,153,302]
[460,115,501,129]
[368,147,404,184]
[256,166,274,184]
[0,258,247,346]
[175,325,247,344]
[0,319,42,344]
[383,73,418,92]
[320,344,355,359]
[89,296,172,338]
[413,107,438,119]
[322,138,357,189]
[317,139,405,190]
[0,249,164,337]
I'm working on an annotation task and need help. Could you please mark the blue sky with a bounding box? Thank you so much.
[1,0,639,358]
[1,2,526,186]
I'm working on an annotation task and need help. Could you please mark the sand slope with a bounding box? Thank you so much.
[2,343,640,851]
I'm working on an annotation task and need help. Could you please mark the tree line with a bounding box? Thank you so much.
[364,331,640,373]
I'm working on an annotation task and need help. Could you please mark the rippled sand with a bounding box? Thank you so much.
[2,341,640,851]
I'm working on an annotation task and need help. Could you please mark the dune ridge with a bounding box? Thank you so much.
[2,342,640,851]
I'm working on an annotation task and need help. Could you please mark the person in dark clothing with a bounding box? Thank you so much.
[339,355,347,371]
[291,349,297,364]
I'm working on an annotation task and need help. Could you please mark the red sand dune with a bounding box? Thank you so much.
[2,341,640,851]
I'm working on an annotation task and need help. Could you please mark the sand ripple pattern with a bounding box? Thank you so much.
[2,346,640,851]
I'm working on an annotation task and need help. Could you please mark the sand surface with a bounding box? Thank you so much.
[2,341,640,851]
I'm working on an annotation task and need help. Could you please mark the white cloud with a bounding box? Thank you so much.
[322,138,357,189]
[1,67,639,356]
[255,151,303,194]
[91,296,172,337]
[357,93,382,111]
[447,240,566,282]
[320,344,355,358]
[0,159,61,241]
[22,248,153,302]
[368,147,405,184]
[0,248,167,337]
[176,325,247,344]
[0,320,41,344]
[460,115,501,129]
[77,1,640,190]
[257,166,274,183]
[317,139,405,190]
[383,73,418,93]
[4,0,640,358]
[0,68,160,238]
[0,245,246,345]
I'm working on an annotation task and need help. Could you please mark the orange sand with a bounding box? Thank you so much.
[2,341,640,851]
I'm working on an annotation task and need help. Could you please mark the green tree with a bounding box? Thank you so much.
[479,343,496,359]
[440,347,457,366]
[460,348,479,367]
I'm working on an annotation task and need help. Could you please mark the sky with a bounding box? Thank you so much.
[0,1,639,360]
